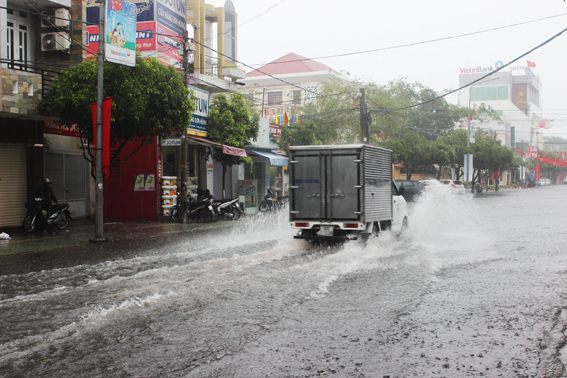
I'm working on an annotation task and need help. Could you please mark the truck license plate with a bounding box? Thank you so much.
[319,226,333,236]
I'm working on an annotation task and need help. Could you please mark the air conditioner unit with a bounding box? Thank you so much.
[41,8,70,28]
[41,32,71,51]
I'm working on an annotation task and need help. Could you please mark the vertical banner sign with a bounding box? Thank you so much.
[188,86,210,136]
[469,124,476,144]
[106,0,137,67]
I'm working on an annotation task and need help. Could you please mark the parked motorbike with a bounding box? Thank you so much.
[170,196,215,223]
[259,189,288,212]
[475,182,483,193]
[211,198,242,221]
[23,198,72,232]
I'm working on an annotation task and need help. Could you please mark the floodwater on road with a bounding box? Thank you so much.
[1,186,567,377]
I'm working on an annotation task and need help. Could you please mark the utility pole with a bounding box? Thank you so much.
[92,0,106,242]
[359,88,369,145]
[180,30,190,223]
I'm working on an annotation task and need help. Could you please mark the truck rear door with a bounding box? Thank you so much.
[290,148,361,222]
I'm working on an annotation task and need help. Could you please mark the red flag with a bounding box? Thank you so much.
[92,97,112,179]
[284,111,288,126]
[527,60,536,68]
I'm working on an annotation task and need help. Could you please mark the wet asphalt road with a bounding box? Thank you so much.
[1,186,567,377]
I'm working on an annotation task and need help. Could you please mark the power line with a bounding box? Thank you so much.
[368,26,567,114]
[243,12,567,68]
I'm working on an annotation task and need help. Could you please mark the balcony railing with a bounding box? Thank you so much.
[1,59,63,97]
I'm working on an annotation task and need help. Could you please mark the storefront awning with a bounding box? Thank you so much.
[249,149,289,166]
[187,136,247,157]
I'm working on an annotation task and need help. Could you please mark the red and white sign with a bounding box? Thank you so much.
[44,121,80,137]
[269,123,281,138]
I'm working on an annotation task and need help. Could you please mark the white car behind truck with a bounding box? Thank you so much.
[288,144,408,243]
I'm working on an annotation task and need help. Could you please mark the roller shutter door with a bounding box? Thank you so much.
[0,143,27,227]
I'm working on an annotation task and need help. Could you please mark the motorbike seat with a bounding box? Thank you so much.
[50,203,69,212]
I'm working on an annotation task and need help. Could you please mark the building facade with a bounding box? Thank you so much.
[458,68,543,151]
[0,0,89,228]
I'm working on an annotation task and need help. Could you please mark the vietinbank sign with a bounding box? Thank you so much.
[460,61,504,74]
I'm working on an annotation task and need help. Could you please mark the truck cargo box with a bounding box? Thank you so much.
[289,144,393,224]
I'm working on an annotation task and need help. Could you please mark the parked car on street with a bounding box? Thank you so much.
[537,178,551,186]
[395,180,425,202]
[419,179,443,189]
[439,179,466,193]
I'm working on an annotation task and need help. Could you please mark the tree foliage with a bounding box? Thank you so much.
[277,119,321,152]
[37,55,195,176]
[206,93,259,197]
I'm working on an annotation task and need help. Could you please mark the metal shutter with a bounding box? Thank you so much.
[0,143,27,227]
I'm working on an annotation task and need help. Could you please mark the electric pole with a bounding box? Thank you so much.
[92,0,106,242]
[359,88,369,145]
[180,30,190,223]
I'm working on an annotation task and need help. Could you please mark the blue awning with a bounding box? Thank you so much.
[249,149,289,166]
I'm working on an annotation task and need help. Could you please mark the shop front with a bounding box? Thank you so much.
[240,148,288,214]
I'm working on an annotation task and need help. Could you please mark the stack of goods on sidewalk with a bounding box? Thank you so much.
[161,176,177,216]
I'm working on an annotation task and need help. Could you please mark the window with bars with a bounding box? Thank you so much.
[268,91,282,106]
[292,90,302,105]
[304,86,318,103]
[6,10,31,69]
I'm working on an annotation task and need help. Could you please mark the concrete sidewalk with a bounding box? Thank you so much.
[0,217,241,256]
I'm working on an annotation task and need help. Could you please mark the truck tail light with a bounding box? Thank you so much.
[295,222,308,227]
[345,223,359,229]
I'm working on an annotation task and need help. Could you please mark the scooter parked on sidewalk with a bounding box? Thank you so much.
[170,196,215,223]
[211,198,242,221]
[259,188,288,212]
[23,198,72,232]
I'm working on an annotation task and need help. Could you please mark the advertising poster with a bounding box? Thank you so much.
[134,174,156,191]
[238,180,257,196]
[106,0,137,66]
[188,86,210,135]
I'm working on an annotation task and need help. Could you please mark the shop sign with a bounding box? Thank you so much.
[269,123,281,138]
[189,86,209,134]
[162,138,181,146]
[238,180,257,196]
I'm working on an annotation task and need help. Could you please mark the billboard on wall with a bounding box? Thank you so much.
[86,0,183,65]
[188,86,209,136]
[105,0,137,66]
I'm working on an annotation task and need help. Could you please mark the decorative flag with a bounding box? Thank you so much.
[274,109,278,125]
[91,97,112,179]
[300,117,303,126]
[527,60,536,68]
[264,107,267,117]
[284,111,288,126]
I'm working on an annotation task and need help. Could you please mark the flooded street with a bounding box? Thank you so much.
[2,187,567,377]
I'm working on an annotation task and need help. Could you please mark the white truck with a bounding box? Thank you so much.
[288,144,408,243]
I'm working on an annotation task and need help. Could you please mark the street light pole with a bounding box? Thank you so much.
[466,76,499,193]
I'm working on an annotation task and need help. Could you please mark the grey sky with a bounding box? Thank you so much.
[208,0,567,138]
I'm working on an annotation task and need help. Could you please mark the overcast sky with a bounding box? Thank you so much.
[206,0,567,138]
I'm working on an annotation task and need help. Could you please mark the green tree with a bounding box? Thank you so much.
[424,139,456,180]
[381,129,429,180]
[206,93,260,198]
[278,119,321,152]
[37,55,194,177]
